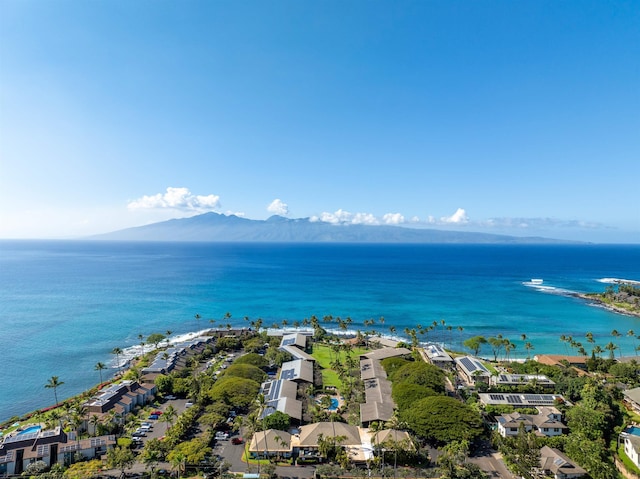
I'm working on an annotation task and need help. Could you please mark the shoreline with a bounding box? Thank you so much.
[3,320,637,427]
[571,292,640,319]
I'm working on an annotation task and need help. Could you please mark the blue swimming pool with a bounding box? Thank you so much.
[328,398,339,411]
[626,426,640,436]
[17,426,41,435]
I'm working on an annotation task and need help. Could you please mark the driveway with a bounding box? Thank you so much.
[468,442,515,479]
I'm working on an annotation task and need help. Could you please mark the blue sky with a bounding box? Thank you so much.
[1,1,638,242]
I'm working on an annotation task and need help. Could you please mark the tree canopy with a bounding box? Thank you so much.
[389,361,445,393]
[400,396,483,444]
[234,353,268,369]
[222,363,267,383]
[207,376,261,409]
[392,382,438,411]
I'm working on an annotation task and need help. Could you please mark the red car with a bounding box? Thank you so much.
[231,437,243,445]
[151,410,163,415]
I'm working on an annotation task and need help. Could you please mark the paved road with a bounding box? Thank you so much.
[468,442,515,479]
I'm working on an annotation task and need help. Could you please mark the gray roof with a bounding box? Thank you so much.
[280,359,314,383]
[479,393,565,407]
[297,422,361,447]
[249,429,292,453]
[423,343,453,362]
[280,344,316,362]
[491,374,555,387]
[280,333,308,349]
[624,387,640,406]
[454,356,491,377]
[371,429,413,448]
[360,358,387,380]
[259,379,302,420]
[540,446,586,477]
[362,347,412,362]
[360,401,395,424]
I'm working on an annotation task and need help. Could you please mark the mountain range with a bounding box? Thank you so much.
[89,212,575,243]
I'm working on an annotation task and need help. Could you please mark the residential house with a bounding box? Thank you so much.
[259,379,302,422]
[248,429,292,459]
[455,356,491,386]
[621,430,640,469]
[496,407,566,438]
[538,446,586,479]
[0,427,115,476]
[422,344,454,370]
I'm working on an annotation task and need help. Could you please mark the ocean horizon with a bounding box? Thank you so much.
[1,240,639,422]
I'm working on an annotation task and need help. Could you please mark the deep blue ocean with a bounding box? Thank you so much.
[1,240,639,421]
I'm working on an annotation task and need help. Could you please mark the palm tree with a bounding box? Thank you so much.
[458,326,464,348]
[605,341,618,360]
[112,347,123,374]
[524,342,534,360]
[45,376,64,407]
[95,362,107,384]
[163,405,177,432]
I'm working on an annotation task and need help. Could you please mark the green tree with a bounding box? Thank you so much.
[222,363,267,383]
[500,424,540,479]
[147,333,166,349]
[234,352,269,369]
[463,336,487,356]
[94,362,107,384]
[111,347,123,373]
[207,376,261,409]
[106,445,135,478]
[45,376,64,406]
[389,361,445,393]
[391,383,438,411]
[437,440,469,479]
[263,411,291,431]
[400,396,483,444]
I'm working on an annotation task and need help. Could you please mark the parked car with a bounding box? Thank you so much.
[231,437,243,445]
[215,432,230,440]
[151,410,163,415]
[148,414,159,420]
[185,402,194,408]
[164,395,177,400]
[132,431,146,438]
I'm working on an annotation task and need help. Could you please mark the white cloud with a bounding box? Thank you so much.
[267,199,289,216]
[225,210,246,217]
[440,208,469,224]
[310,210,406,226]
[383,213,405,225]
[128,187,221,212]
[310,209,380,225]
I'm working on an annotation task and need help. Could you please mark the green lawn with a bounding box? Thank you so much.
[311,343,368,389]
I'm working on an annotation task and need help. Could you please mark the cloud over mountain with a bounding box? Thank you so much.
[128,187,221,212]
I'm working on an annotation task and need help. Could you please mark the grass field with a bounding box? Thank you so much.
[310,343,368,389]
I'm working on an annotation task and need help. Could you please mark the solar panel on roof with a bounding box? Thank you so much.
[541,395,554,401]
[459,357,478,372]
[282,338,296,346]
[281,369,295,380]
[489,394,505,401]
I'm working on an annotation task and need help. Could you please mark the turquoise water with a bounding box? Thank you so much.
[1,241,639,421]
[17,425,41,435]
[329,398,339,411]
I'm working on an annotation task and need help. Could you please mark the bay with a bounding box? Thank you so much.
[1,240,639,421]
